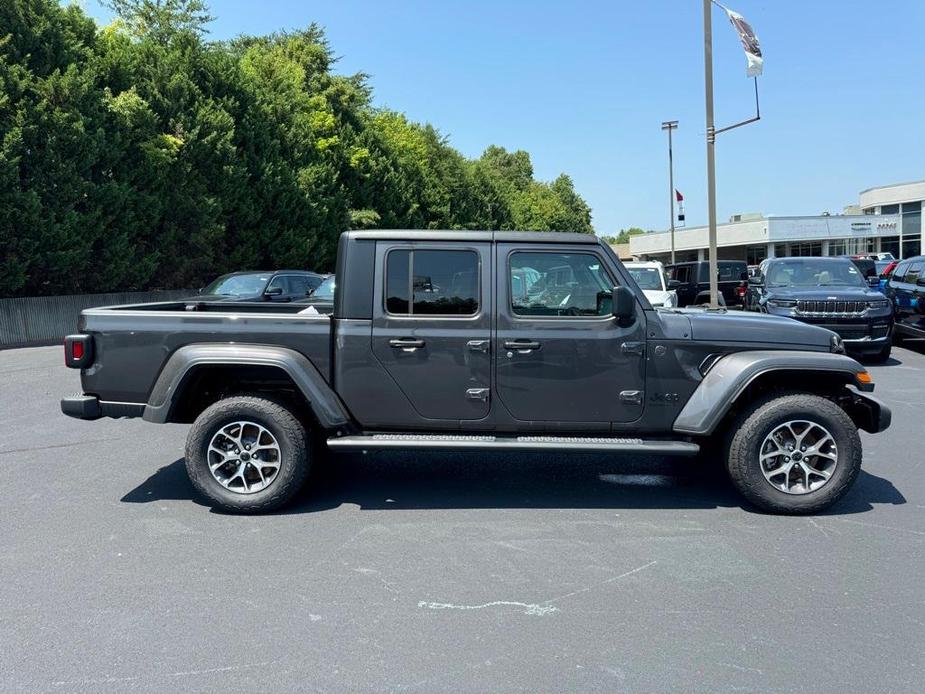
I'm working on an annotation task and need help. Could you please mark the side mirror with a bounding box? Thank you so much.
[748,276,762,286]
[868,276,881,287]
[667,279,681,289]
[264,286,284,298]
[612,286,636,324]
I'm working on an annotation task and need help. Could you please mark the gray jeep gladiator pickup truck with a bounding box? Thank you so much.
[62,231,891,514]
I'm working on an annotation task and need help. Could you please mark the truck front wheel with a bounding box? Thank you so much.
[185,395,312,513]
[726,393,861,514]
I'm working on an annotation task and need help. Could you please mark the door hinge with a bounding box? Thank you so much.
[466,387,490,402]
[619,390,643,405]
[621,341,645,356]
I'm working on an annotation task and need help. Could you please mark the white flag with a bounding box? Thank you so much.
[716,3,763,77]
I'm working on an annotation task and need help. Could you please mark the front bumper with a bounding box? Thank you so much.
[846,388,892,433]
[61,394,144,420]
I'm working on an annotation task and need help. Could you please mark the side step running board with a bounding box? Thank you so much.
[327,434,699,456]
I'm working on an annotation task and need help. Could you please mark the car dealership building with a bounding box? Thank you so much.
[629,180,925,265]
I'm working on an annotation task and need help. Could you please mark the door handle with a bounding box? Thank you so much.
[389,338,425,351]
[466,387,490,402]
[467,339,490,353]
[503,340,541,353]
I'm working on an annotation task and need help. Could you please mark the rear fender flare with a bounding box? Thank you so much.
[142,344,351,429]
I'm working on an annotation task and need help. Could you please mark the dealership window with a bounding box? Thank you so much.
[828,239,847,256]
[790,242,822,257]
[509,252,614,317]
[902,201,922,259]
[863,207,875,215]
[881,204,900,215]
[774,243,788,258]
[746,245,766,265]
[879,236,900,259]
[385,249,479,316]
[845,238,875,255]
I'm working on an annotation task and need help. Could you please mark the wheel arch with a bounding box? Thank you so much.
[673,350,872,436]
[142,344,352,431]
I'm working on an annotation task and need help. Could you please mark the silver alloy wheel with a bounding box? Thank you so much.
[207,420,282,494]
[759,419,838,495]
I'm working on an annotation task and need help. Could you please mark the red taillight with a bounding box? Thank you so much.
[64,334,92,368]
[736,285,746,297]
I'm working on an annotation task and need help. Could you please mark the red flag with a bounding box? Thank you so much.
[675,190,684,202]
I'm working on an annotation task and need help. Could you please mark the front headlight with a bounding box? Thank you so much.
[867,300,889,309]
[767,299,797,309]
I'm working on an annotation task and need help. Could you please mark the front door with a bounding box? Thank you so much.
[371,242,491,421]
[495,244,647,425]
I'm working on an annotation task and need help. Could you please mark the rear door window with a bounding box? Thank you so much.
[385,249,479,316]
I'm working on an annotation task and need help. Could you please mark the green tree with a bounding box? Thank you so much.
[0,0,597,297]
[604,227,647,245]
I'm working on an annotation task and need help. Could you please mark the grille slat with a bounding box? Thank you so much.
[796,299,867,317]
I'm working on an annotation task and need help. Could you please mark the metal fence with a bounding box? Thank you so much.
[0,290,192,349]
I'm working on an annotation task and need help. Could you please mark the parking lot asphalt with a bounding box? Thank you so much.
[1,345,923,693]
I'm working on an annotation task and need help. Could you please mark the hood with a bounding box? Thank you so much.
[765,285,880,301]
[676,308,834,349]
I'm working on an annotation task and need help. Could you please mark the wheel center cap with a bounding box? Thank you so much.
[792,452,803,461]
[240,452,251,461]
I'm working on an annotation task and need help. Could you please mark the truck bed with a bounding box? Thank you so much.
[76,301,333,405]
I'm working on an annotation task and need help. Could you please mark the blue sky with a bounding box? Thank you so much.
[81,0,925,235]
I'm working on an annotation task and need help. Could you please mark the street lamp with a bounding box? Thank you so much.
[661,120,679,264]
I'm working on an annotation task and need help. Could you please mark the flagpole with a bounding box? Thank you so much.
[661,120,679,265]
[703,0,719,307]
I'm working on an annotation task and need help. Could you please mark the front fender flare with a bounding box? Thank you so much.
[673,350,868,435]
[142,344,351,429]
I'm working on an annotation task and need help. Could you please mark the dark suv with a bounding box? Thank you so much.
[196,270,327,302]
[665,260,748,307]
[746,256,893,362]
[885,255,925,341]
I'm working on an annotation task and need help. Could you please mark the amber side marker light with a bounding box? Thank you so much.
[855,371,874,391]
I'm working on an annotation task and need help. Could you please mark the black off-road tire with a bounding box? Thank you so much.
[185,396,311,513]
[726,393,861,514]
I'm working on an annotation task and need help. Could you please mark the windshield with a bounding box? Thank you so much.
[766,260,866,288]
[202,273,272,296]
[627,267,664,291]
[311,276,335,299]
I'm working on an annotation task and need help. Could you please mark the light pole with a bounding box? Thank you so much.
[661,120,679,264]
[703,0,718,307]
[702,0,761,307]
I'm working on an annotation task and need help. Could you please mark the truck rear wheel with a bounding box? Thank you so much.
[185,395,311,513]
[726,393,861,514]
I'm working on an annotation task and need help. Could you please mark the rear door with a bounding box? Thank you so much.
[371,241,491,421]
[495,243,647,425]
[905,261,925,334]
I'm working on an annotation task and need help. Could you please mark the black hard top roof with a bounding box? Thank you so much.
[344,229,601,244]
